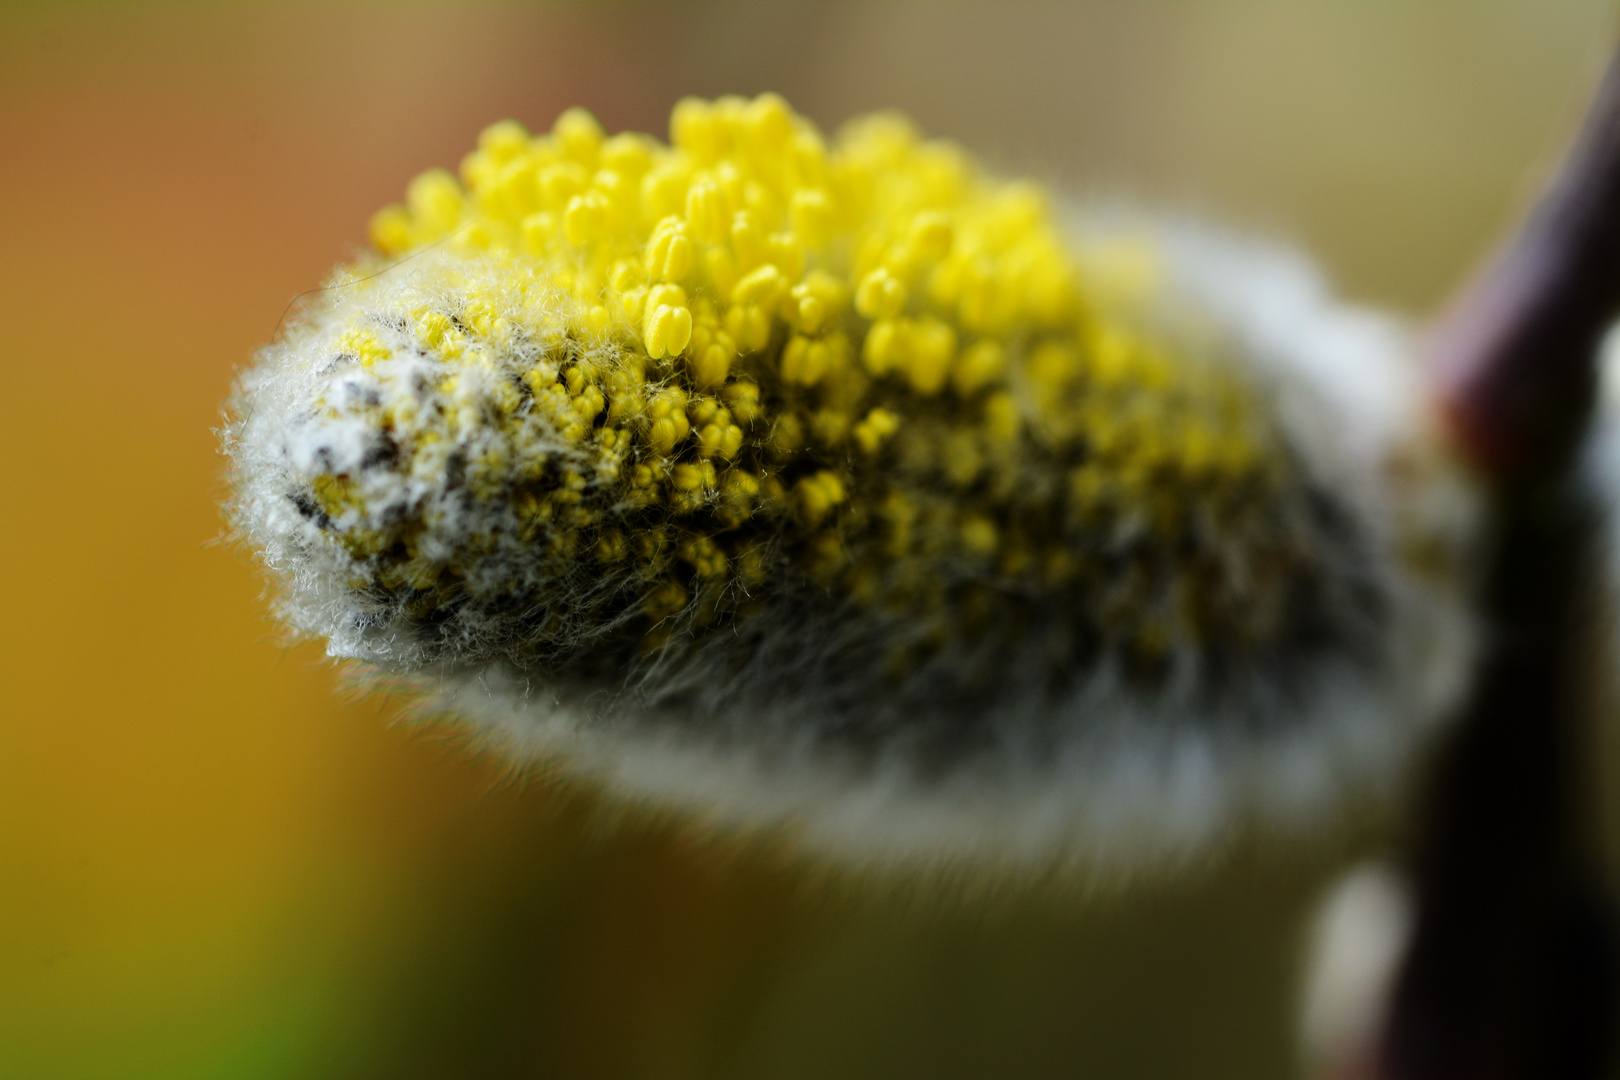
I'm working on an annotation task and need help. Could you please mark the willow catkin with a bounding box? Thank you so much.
[224,95,1480,878]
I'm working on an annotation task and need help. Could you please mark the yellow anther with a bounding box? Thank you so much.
[792,292,827,334]
[603,377,643,426]
[821,332,854,382]
[477,119,531,163]
[724,304,772,352]
[671,97,723,162]
[790,188,836,247]
[643,304,693,360]
[956,262,1002,333]
[648,419,683,456]
[730,263,787,308]
[771,413,805,454]
[723,469,760,496]
[790,128,829,187]
[563,365,589,399]
[460,145,499,195]
[462,298,498,338]
[592,168,635,213]
[705,246,738,297]
[796,470,847,525]
[696,421,744,459]
[862,318,909,377]
[619,286,648,322]
[855,267,908,319]
[493,159,539,217]
[520,212,554,252]
[574,386,606,422]
[994,180,1045,231]
[641,164,687,222]
[647,283,688,311]
[799,270,849,315]
[951,340,1006,397]
[564,193,607,246]
[595,529,628,562]
[768,233,806,282]
[852,407,900,454]
[600,133,653,177]
[680,536,729,578]
[905,317,956,396]
[721,381,761,424]
[745,92,794,151]
[632,528,672,563]
[649,386,687,414]
[553,107,604,166]
[780,335,832,386]
[647,389,692,455]
[685,176,728,243]
[689,334,735,388]
[780,335,808,384]
[741,178,778,222]
[416,311,454,349]
[538,161,588,208]
[721,470,761,519]
[369,205,414,255]
[521,365,554,397]
[713,159,747,208]
[671,463,710,491]
[337,328,390,368]
[405,169,464,236]
[610,259,643,293]
[730,210,768,272]
[688,396,720,426]
[907,211,954,261]
[643,579,690,621]
[688,305,717,346]
[644,217,692,281]
[811,408,851,446]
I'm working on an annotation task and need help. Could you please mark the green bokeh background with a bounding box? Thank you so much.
[1,5,1613,1077]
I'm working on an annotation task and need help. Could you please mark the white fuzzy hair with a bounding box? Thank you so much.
[226,218,1481,885]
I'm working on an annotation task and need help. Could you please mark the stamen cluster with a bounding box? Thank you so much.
[245,95,1346,691]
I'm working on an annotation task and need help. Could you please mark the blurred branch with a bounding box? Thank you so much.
[1429,51,1620,481]
[1378,46,1620,1080]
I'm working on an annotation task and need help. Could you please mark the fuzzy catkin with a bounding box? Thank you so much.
[224,95,1479,877]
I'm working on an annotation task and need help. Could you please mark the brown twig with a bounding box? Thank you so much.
[1378,47,1620,1080]
[1429,51,1620,482]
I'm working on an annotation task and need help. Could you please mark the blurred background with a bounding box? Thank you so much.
[1,5,1614,1078]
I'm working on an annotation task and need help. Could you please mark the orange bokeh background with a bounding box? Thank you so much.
[1,6,1612,1077]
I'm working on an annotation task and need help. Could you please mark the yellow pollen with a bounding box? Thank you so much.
[327,94,1309,671]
